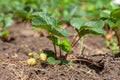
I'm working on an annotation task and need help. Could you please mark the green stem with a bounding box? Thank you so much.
[72,37,81,48]
[79,37,85,56]
[1,21,5,32]
[71,34,78,45]
[59,46,62,57]
[71,29,81,47]
[66,37,81,60]
[65,53,68,59]
[66,31,81,59]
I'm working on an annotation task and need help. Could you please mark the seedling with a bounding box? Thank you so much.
[15,7,34,21]
[0,13,13,41]
[70,17,105,56]
[110,8,120,51]
[31,12,71,65]
[31,12,105,65]
[103,8,120,54]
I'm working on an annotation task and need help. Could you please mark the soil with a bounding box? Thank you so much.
[0,22,120,80]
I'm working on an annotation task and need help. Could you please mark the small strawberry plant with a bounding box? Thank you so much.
[70,18,105,48]
[0,13,13,41]
[104,8,120,54]
[30,12,105,65]
[31,12,71,64]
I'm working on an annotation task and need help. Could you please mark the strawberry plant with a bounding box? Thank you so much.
[31,12,71,64]
[70,18,105,56]
[79,0,120,55]
[31,12,105,65]
[104,8,120,53]
[0,13,13,41]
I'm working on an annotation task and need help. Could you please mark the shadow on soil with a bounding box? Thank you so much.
[73,57,104,73]
[0,37,15,42]
[114,52,120,58]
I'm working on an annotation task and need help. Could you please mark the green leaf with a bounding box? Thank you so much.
[42,50,55,57]
[2,30,9,38]
[0,13,13,27]
[32,17,51,31]
[55,60,61,64]
[100,10,110,18]
[15,10,28,18]
[32,17,47,26]
[47,57,56,64]
[31,12,68,37]
[78,28,104,37]
[61,59,73,65]
[60,39,71,52]
[70,18,86,29]
[47,36,60,45]
[105,19,118,28]
[110,8,120,22]
[115,20,120,27]
[47,57,61,64]
[0,33,2,36]
[78,20,105,37]
[52,27,68,37]
[43,15,57,28]
[57,20,66,25]
[84,20,104,28]
[32,12,57,27]
[5,19,13,27]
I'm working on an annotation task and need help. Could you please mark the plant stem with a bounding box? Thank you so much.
[65,53,68,60]
[79,37,85,56]
[71,33,79,46]
[53,43,57,58]
[66,33,81,59]
[59,46,62,57]
[71,30,81,47]
[72,37,81,48]
[66,36,81,60]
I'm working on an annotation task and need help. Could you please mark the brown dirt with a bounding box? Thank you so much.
[0,22,120,80]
